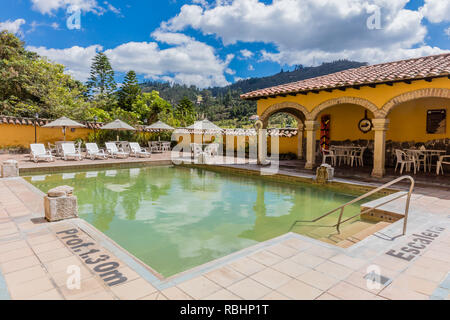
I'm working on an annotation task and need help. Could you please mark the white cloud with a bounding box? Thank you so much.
[420,0,450,23]
[248,64,254,71]
[27,32,234,88]
[27,45,102,81]
[261,46,448,67]
[240,49,253,59]
[0,19,26,35]
[105,31,233,87]
[30,0,119,15]
[445,27,450,38]
[160,0,447,66]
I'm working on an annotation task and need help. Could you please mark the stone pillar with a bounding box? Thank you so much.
[305,120,320,169]
[257,128,267,165]
[1,160,19,178]
[297,123,304,160]
[371,118,389,178]
[44,186,78,222]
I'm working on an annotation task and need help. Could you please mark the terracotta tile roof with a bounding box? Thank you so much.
[241,53,450,100]
[0,115,104,129]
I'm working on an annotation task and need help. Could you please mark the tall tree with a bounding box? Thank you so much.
[86,52,116,105]
[0,31,89,118]
[176,97,196,127]
[118,70,141,111]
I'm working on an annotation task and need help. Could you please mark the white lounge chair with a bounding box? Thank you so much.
[129,142,151,158]
[61,143,82,161]
[105,142,129,159]
[86,143,108,160]
[30,144,54,163]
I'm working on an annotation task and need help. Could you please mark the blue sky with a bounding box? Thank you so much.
[1,0,449,88]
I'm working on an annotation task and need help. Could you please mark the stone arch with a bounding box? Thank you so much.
[259,101,310,128]
[309,96,383,120]
[381,88,450,116]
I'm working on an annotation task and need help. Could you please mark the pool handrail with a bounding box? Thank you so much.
[289,175,415,235]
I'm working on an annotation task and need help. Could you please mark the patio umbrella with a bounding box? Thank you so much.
[145,121,175,141]
[42,116,86,141]
[100,119,136,141]
[187,119,222,132]
[146,120,174,131]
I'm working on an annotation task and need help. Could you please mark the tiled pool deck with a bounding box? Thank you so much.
[0,155,449,300]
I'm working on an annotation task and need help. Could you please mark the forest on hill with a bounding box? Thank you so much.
[141,60,367,128]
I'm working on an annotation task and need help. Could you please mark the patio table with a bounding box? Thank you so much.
[330,146,362,166]
[405,149,446,172]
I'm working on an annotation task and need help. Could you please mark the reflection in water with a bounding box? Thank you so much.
[26,166,363,277]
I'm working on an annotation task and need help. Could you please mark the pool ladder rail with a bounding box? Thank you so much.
[289,176,415,235]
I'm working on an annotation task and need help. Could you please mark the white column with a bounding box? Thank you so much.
[371,118,389,178]
[257,129,268,165]
[297,122,304,160]
[304,120,320,169]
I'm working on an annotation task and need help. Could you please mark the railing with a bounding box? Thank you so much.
[289,176,415,235]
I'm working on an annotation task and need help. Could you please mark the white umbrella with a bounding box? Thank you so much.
[42,116,86,141]
[187,119,222,132]
[101,119,136,141]
[145,120,175,142]
[145,120,174,131]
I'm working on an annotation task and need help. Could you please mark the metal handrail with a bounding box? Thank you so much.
[289,176,415,235]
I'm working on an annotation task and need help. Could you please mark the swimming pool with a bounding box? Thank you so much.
[26,166,368,277]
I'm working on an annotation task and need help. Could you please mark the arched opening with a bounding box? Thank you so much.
[312,102,377,169]
[259,102,308,159]
[384,96,450,176]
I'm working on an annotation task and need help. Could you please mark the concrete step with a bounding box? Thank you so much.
[336,221,391,248]
[318,220,374,245]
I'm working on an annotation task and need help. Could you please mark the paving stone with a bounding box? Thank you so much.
[204,266,245,287]
[229,257,265,276]
[111,278,158,300]
[248,250,283,266]
[177,276,221,300]
[277,279,322,300]
[227,278,272,300]
[327,282,376,300]
[297,270,339,291]
[250,268,292,289]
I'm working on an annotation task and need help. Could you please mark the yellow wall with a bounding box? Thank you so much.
[387,98,448,141]
[0,124,94,148]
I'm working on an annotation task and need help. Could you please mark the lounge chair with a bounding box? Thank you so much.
[105,142,129,159]
[129,142,151,158]
[86,143,108,160]
[61,143,82,161]
[30,144,54,163]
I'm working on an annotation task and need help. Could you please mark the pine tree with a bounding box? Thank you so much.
[176,97,196,127]
[118,70,141,111]
[87,52,116,100]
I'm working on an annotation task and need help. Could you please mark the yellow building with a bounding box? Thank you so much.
[241,53,450,177]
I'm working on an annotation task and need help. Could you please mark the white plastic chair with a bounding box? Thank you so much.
[105,142,129,159]
[349,147,366,167]
[204,143,219,158]
[148,141,161,153]
[394,149,416,174]
[61,143,82,161]
[437,155,450,175]
[321,149,336,166]
[190,143,203,159]
[86,143,107,160]
[30,144,54,163]
[407,150,427,172]
[129,142,151,158]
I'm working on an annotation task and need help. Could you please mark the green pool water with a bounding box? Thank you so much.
[25,166,366,277]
